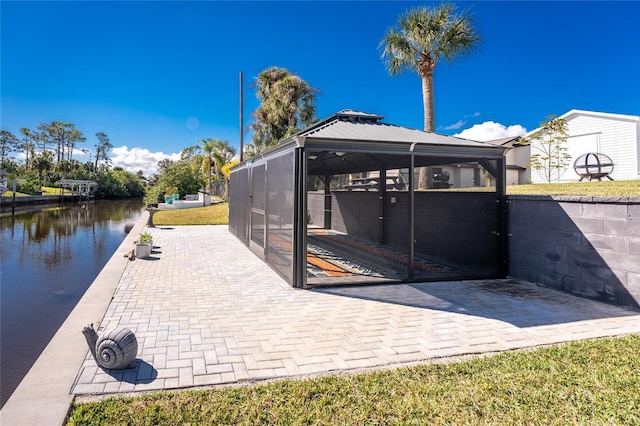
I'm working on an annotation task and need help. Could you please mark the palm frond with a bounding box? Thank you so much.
[379,3,480,70]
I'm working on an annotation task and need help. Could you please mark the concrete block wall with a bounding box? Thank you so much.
[508,195,640,309]
[331,191,382,241]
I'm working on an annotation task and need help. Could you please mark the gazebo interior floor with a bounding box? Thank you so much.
[306,229,481,286]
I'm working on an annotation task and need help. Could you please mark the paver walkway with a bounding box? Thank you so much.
[73,225,640,397]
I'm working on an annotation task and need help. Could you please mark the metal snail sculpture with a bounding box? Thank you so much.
[82,324,138,369]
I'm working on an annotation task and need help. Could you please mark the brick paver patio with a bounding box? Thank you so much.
[72,225,640,397]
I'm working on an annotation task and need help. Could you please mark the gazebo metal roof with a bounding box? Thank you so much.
[298,110,497,147]
[263,110,507,176]
[236,110,506,172]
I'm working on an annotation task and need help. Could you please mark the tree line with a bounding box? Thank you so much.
[143,138,237,206]
[0,123,142,198]
[0,122,113,168]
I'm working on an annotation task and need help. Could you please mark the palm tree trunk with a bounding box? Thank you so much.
[208,159,213,195]
[422,72,435,132]
[418,71,435,189]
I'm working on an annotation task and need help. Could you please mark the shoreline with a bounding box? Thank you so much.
[0,195,97,216]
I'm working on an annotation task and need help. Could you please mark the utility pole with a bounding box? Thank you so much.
[239,71,244,162]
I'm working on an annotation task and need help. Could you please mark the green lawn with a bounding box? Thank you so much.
[67,335,639,425]
[1,186,74,197]
[507,180,640,197]
[152,203,229,226]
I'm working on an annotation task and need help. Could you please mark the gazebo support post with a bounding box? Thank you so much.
[293,148,308,289]
[323,174,332,230]
[496,157,508,277]
[408,155,415,281]
[379,168,387,245]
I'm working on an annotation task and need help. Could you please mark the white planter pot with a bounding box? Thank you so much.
[134,243,152,259]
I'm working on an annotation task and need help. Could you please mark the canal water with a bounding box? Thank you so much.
[0,199,145,407]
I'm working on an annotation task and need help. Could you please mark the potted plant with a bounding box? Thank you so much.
[165,186,179,203]
[134,240,152,258]
[134,231,153,258]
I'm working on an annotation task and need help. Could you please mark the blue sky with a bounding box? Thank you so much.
[2,1,639,174]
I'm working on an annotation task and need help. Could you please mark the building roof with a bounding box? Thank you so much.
[559,109,640,123]
[525,109,640,138]
[55,179,99,188]
[295,110,500,149]
[280,110,505,176]
[486,136,528,148]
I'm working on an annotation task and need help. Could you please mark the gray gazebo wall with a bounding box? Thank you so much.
[229,147,297,285]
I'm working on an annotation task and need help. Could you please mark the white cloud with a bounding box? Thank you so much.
[442,112,482,131]
[111,146,181,176]
[454,121,527,142]
[442,120,466,130]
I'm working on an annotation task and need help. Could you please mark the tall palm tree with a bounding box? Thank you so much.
[380,3,480,187]
[248,66,318,156]
[211,140,236,180]
[199,138,217,195]
[212,140,236,200]
[199,138,236,196]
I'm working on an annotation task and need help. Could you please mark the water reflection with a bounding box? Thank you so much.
[0,199,145,407]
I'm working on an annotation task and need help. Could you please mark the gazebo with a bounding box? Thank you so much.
[229,110,507,288]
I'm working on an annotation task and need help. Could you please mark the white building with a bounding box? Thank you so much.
[528,110,640,183]
[486,137,531,185]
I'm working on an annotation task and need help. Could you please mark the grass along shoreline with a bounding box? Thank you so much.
[152,202,229,226]
[67,335,640,425]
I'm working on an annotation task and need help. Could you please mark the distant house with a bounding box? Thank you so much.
[486,137,530,185]
[527,110,640,183]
